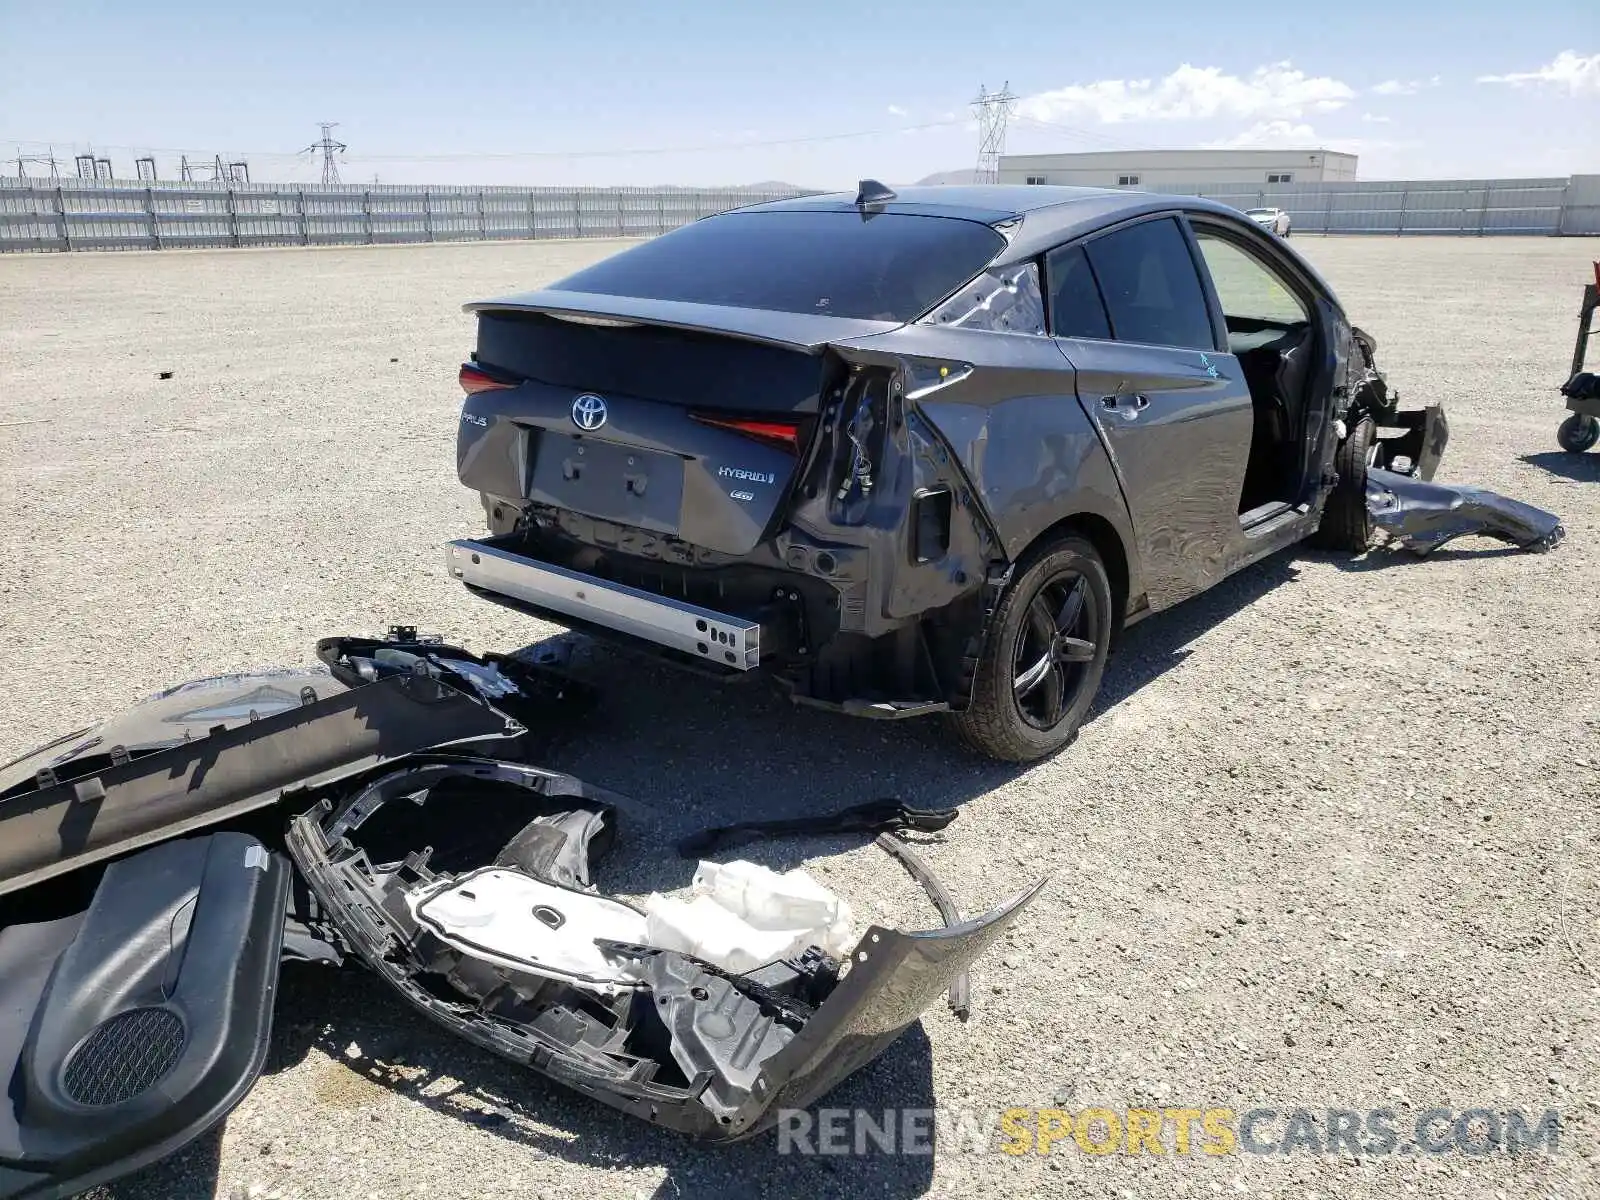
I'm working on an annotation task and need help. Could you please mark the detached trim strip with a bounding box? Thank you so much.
[446,539,761,671]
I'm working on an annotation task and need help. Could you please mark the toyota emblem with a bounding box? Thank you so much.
[571,393,608,431]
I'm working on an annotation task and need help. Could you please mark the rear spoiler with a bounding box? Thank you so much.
[464,288,900,354]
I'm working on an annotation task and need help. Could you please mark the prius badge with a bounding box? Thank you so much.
[571,393,608,431]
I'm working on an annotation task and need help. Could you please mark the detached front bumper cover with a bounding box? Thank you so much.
[284,755,1044,1141]
[1365,467,1566,555]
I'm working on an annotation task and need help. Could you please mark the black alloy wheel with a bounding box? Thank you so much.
[1011,571,1100,731]
[951,535,1113,762]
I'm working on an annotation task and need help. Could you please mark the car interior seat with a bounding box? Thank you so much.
[1231,323,1312,512]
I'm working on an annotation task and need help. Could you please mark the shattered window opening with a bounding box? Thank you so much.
[919,261,1045,336]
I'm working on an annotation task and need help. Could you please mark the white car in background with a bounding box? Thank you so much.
[1244,206,1292,237]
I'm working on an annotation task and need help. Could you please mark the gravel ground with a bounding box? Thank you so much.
[2,235,1598,1200]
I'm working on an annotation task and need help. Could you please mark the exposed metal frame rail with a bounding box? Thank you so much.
[446,539,761,671]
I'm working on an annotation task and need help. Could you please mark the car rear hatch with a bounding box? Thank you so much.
[457,208,1009,558]
[462,304,872,556]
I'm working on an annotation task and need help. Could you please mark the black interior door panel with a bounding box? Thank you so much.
[0,834,288,1200]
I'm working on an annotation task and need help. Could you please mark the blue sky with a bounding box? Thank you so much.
[1,0,1595,186]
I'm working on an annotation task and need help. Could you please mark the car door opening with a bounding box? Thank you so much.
[1192,231,1318,520]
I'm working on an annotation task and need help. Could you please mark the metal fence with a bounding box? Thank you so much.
[0,179,807,253]
[2,175,1596,253]
[1162,177,1581,236]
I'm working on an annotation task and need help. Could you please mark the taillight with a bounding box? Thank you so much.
[689,412,801,453]
[458,363,517,395]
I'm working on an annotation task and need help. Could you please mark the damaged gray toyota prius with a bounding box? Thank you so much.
[447,183,1456,761]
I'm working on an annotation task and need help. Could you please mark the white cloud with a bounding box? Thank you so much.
[1371,76,1440,96]
[1017,61,1355,125]
[1361,112,1394,123]
[886,104,908,117]
[1202,120,1318,149]
[1478,50,1600,95]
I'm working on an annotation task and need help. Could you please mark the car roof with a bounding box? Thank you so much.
[733,185,1263,262]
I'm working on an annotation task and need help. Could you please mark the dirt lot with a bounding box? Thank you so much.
[1,235,1598,1200]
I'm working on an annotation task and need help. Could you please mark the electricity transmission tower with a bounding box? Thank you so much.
[972,82,1017,184]
[303,122,347,185]
[14,146,62,179]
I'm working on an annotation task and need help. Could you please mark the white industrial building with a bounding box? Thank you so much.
[996,149,1359,189]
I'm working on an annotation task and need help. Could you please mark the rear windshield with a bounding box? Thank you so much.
[550,210,1006,322]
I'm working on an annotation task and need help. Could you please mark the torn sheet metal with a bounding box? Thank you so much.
[1364,467,1566,556]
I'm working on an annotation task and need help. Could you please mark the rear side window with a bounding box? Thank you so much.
[1082,217,1216,350]
[1045,244,1112,340]
[551,210,1005,323]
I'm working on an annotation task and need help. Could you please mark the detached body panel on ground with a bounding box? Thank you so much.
[0,656,1038,1192]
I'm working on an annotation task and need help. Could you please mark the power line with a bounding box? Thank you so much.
[14,145,61,179]
[177,153,245,182]
[2,114,974,168]
[303,122,347,184]
[972,83,1017,184]
[1011,114,1127,150]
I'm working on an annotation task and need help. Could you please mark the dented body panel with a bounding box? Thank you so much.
[1055,336,1255,610]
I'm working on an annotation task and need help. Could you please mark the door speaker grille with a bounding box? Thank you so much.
[63,1007,186,1106]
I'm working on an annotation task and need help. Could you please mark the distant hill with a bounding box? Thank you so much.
[913,169,981,186]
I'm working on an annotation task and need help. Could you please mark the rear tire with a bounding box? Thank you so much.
[1316,415,1376,551]
[949,535,1113,763]
[1557,413,1599,454]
